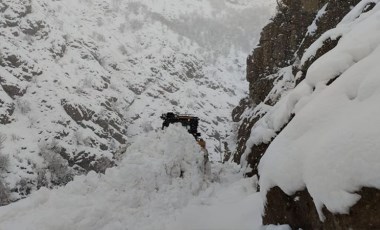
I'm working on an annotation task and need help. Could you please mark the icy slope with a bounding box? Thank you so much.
[0,0,276,199]
[257,0,380,219]
[0,125,272,230]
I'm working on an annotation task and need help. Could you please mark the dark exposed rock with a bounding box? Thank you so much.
[62,98,127,149]
[231,97,252,122]
[3,54,22,68]
[20,18,48,37]
[68,150,114,174]
[263,187,321,229]
[49,40,67,58]
[233,115,259,164]
[1,0,32,28]
[56,146,114,174]
[92,157,114,173]
[1,84,26,99]
[61,100,95,122]
[0,49,43,81]
[0,3,8,13]
[243,142,270,178]
[263,186,380,230]
[247,0,325,104]
[0,100,14,124]
[0,180,10,206]
[111,132,126,145]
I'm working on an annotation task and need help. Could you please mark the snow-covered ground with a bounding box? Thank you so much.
[0,125,289,230]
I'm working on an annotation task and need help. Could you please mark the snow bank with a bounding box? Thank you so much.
[259,2,380,220]
[0,125,207,230]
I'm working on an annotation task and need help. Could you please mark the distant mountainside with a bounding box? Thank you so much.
[229,0,380,228]
[0,0,275,202]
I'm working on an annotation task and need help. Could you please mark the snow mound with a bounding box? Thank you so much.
[0,125,208,230]
[259,1,380,220]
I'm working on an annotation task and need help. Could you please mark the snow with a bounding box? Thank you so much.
[171,177,263,230]
[262,225,291,230]
[0,125,290,230]
[0,0,276,198]
[6,0,372,227]
[258,1,380,220]
[0,126,207,229]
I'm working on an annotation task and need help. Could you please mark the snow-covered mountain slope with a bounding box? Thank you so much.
[0,125,275,230]
[0,0,275,200]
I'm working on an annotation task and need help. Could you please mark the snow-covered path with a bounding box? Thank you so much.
[171,179,263,230]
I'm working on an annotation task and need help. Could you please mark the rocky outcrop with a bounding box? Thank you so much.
[231,0,380,228]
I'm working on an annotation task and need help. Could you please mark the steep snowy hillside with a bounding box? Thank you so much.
[0,0,275,200]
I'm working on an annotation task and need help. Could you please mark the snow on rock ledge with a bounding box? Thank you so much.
[0,125,207,230]
[259,1,380,220]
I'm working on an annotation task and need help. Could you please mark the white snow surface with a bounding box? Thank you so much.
[258,1,380,220]
[0,125,289,230]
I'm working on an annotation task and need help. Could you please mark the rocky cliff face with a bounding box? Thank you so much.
[230,0,380,228]
[232,0,363,172]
